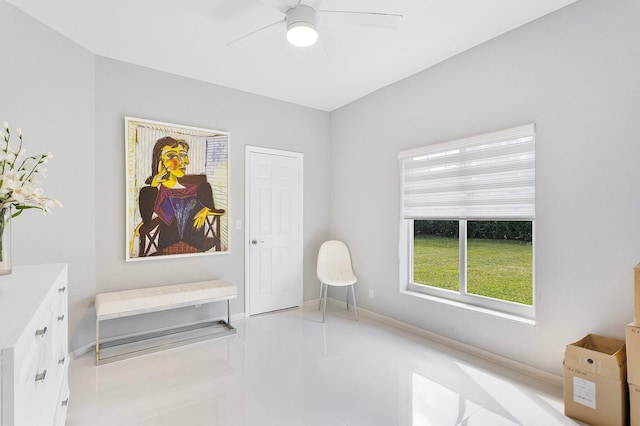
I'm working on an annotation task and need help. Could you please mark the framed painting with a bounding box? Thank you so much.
[125,117,230,261]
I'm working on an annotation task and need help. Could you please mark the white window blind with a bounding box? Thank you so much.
[399,124,535,219]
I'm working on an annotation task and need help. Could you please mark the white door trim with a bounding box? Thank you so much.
[244,145,304,316]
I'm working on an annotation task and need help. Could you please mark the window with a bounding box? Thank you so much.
[399,124,535,320]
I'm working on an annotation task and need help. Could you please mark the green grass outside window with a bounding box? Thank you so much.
[413,235,533,305]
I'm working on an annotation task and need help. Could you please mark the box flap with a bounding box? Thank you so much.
[564,334,627,380]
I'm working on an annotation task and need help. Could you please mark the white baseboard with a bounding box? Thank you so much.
[305,297,562,387]
[72,301,561,387]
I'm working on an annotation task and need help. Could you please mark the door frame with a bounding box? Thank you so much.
[244,145,304,316]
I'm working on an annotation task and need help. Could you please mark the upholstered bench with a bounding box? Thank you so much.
[95,280,237,364]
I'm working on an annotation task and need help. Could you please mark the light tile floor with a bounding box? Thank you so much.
[66,305,585,425]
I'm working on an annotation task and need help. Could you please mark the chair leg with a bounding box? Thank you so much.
[318,282,323,311]
[322,284,329,323]
[346,287,350,311]
[350,284,359,321]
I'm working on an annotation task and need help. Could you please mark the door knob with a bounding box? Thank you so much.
[251,239,258,245]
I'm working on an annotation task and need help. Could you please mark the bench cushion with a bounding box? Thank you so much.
[95,280,237,318]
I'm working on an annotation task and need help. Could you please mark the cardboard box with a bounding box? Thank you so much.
[564,334,628,426]
[635,263,640,325]
[631,383,640,426]
[627,323,640,385]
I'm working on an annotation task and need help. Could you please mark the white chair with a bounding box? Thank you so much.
[317,240,358,323]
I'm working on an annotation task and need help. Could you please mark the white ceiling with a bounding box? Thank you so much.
[8,0,578,111]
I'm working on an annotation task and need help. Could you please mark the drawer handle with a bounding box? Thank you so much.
[35,370,47,382]
[58,357,66,365]
[58,286,66,293]
[58,314,65,322]
[62,398,69,407]
[35,327,48,337]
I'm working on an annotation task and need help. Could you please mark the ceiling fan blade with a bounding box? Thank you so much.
[208,0,259,19]
[317,10,403,28]
[257,0,297,14]
[300,0,324,10]
[227,18,285,48]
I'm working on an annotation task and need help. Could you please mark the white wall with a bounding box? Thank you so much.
[93,58,330,343]
[329,0,640,375]
[0,1,96,350]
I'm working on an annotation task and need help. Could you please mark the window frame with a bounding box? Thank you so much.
[398,124,536,322]
[403,219,535,321]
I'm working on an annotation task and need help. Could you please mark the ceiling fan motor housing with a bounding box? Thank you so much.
[286,5,318,46]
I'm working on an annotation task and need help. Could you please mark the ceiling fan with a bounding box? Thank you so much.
[228,0,403,48]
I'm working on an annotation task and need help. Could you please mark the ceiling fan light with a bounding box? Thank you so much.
[287,22,318,47]
[286,5,318,47]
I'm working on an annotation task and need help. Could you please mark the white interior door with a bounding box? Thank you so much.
[246,146,303,315]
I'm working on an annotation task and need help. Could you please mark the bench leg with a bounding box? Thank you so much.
[96,317,100,364]
[227,299,231,325]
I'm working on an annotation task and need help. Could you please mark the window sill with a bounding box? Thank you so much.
[400,289,536,327]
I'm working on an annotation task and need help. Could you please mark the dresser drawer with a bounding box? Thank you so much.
[12,298,54,382]
[14,297,66,424]
[53,368,69,426]
[0,264,69,426]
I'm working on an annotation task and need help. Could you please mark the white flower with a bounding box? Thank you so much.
[5,180,22,193]
[4,170,18,181]
[0,123,61,216]
[36,166,47,177]
[11,189,26,204]
[20,181,35,194]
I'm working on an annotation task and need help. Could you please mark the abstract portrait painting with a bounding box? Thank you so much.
[125,117,229,261]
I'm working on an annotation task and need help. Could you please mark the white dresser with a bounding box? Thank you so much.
[0,264,69,426]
